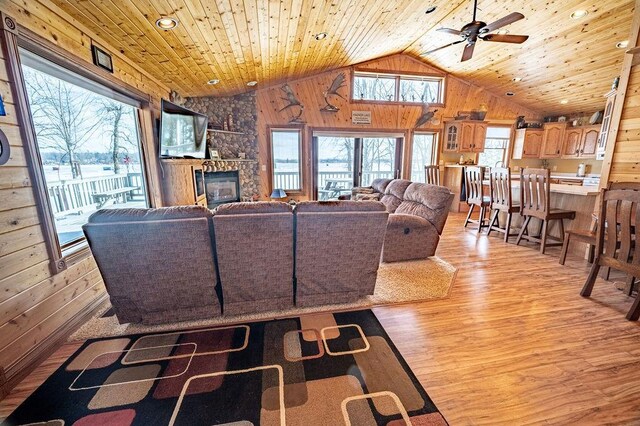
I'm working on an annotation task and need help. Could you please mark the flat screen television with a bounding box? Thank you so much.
[159,99,208,159]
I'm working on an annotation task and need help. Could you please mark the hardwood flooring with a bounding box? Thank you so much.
[1,213,640,424]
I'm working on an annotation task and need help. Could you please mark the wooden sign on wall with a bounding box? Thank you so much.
[352,111,371,125]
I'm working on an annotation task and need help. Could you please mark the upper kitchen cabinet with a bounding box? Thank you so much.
[512,128,543,159]
[541,123,567,158]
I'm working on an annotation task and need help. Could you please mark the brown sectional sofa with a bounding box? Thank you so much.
[83,200,388,324]
[213,202,294,315]
[295,201,388,306]
[83,206,221,325]
[370,179,454,262]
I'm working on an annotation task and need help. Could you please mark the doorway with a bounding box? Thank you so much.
[313,133,403,200]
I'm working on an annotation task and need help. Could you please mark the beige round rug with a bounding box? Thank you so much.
[70,256,456,341]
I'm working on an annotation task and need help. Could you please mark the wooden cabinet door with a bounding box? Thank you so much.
[562,128,582,158]
[443,122,461,152]
[541,124,564,158]
[580,127,599,158]
[523,130,543,158]
[459,122,475,152]
[472,123,487,152]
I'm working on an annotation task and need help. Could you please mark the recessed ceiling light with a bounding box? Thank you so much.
[496,29,510,35]
[246,81,258,87]
[314,32,327,40]
[616,40,630,49]
[425,6,437,14]
[560,99,569,104]
[512,77,522,82]
[207,79,219,85]
[505,92,515,96]
[570,10,588,19]
[156,17,179,30]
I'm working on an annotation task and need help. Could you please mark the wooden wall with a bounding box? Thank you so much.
[256,53,542,199]
[0,0,168,394]
[602,0,640,185]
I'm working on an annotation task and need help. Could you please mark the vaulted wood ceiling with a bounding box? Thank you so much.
[48,0,634,115]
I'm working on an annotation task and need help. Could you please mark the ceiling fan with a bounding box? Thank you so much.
[421,0,529,62]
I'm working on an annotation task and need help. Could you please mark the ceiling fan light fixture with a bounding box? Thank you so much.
[616,40,630,49]
[505,92,515,97]
[314,32,328,41]
[156,17,179,30]
[246,80,258,87]
[560,99,569,104]
[425,6,437,14]
[570,10,588,19]
[207,79,220,85]
[496,29,510,35]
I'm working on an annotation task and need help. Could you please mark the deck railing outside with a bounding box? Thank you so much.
[47,172,144,217]
[273,170,394,196]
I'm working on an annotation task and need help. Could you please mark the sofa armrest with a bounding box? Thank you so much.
[387,213,434,230]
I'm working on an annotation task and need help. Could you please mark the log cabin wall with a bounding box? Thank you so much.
[256,53,542,200]
[0,1,169,395]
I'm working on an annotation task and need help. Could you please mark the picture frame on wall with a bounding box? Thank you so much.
[91,45,113,73]
[209,149,221,160]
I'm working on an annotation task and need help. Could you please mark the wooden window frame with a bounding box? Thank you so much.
[267,125,304,194]
[0,14,154,275]
[350,68,446,107]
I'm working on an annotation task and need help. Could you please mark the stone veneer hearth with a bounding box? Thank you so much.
[184,93,260,199]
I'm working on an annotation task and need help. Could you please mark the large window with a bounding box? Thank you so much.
[352,71,445,104]
[270,128,302,192]
[21,49,149,251]
[411,133,437,183]
[478,127,511,167]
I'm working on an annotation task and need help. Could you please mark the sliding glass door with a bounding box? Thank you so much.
[314,134,402,200]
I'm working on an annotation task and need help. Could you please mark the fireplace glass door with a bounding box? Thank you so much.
[204,170,241,208]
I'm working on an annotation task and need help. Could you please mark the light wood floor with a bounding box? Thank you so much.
[1,213,640,424]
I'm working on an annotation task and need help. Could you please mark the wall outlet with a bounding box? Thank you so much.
[261,164,267,171]
[552,165,557,171]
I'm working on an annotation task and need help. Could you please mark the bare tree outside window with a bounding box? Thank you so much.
[23,67,101,178]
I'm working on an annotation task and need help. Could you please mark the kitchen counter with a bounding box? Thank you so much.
[482,180,600,196]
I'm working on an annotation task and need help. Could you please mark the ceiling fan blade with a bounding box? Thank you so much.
[421,39,465,56]
[480,12,524,33]
[481,34,529,44]
[461,42,475,62]
[437,27,462,36]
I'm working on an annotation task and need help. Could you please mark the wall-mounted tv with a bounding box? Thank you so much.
[159,99,208,159]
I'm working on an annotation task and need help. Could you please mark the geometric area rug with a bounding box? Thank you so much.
[3,310,447,425]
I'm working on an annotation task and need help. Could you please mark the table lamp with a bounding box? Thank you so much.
[270,188,287,200]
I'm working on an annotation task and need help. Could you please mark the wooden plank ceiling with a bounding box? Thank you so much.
[47,0,634,114]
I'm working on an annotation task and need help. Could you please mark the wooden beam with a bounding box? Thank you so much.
[600,0,640,186]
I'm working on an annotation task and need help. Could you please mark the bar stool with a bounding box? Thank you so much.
[516,168,576,254]
[463,166,490,231]
[425,165,440,185]
[487,167,520,242]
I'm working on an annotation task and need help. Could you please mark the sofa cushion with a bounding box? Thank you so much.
[382,214,439,262]
[395,182,454,233]
[379,179,412,213]
[295,200,385,213]
[88,206,212,224]
[215,201,292,215]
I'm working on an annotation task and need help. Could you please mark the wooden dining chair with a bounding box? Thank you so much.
[560,182,640,268]
[487,167,520,242]
[581,188,640,321]
[463,166,490,231]
[425,165,440,186]
[516,168,576,254]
